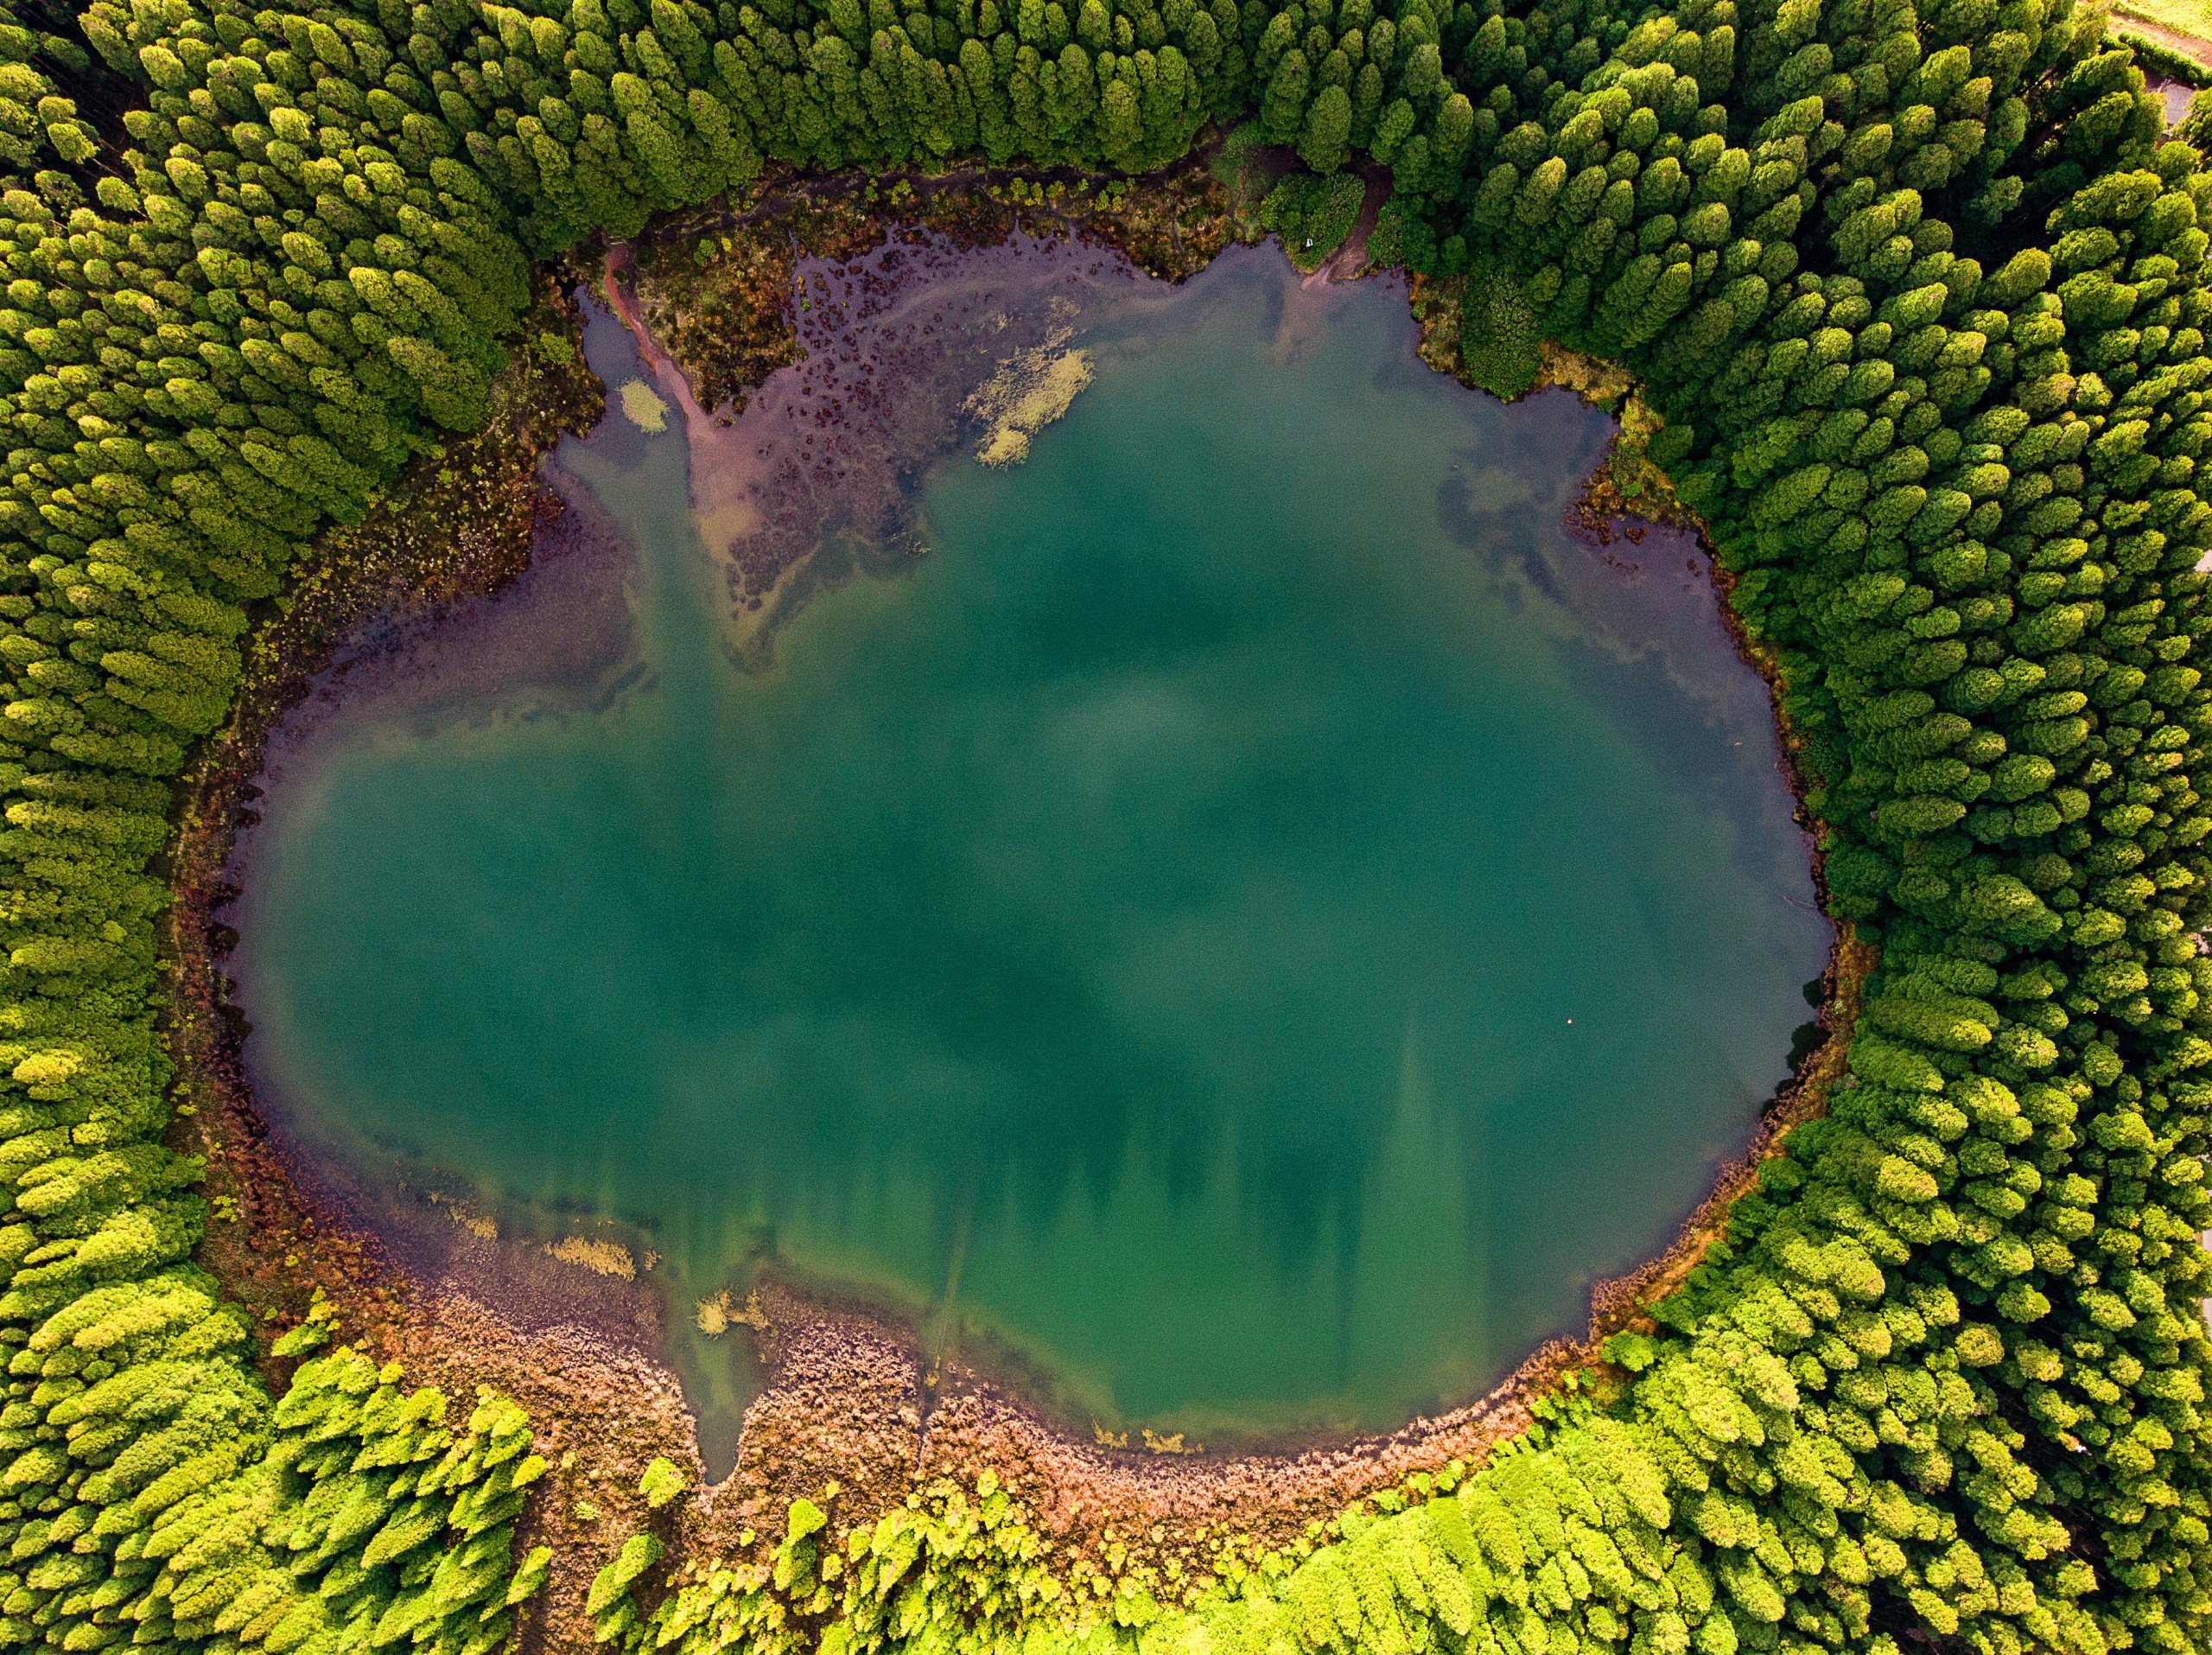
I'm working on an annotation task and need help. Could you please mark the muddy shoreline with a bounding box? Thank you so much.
[164,174,1866,1648]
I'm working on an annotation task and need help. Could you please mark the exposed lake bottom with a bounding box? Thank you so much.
[226,239,1831,1474]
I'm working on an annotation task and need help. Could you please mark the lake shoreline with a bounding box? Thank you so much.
[163,174,1866,1648]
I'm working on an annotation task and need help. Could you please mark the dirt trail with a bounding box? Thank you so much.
[2113,7,2212,69]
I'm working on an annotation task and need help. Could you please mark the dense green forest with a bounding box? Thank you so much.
[0,0,2208,1642]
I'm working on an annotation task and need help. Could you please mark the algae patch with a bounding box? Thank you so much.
[693,1286,768,1337]
[546,1234,638,1277]
[620,378,671,433]
[424,1188,497,1239]
[969,315,1093,468]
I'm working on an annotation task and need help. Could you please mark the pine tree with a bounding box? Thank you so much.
[1297,79,1347,173]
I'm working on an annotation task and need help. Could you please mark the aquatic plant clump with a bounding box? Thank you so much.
[618,378,672,432]
[0,0,2208,1651]
[965,327,1093,465]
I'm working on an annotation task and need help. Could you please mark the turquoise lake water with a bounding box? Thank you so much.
[230,246,1831,1463]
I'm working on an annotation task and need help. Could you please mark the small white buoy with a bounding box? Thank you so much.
[1567,1018,1573,1025]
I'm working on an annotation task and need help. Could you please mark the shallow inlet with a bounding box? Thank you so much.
[228,243,1832,1474]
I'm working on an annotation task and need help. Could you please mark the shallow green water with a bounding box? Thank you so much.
[233,247,1829,1458]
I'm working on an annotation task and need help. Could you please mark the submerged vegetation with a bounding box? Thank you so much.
[618,376,671,430]
[964,316,1091,463]
[0,0,2206,1646]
